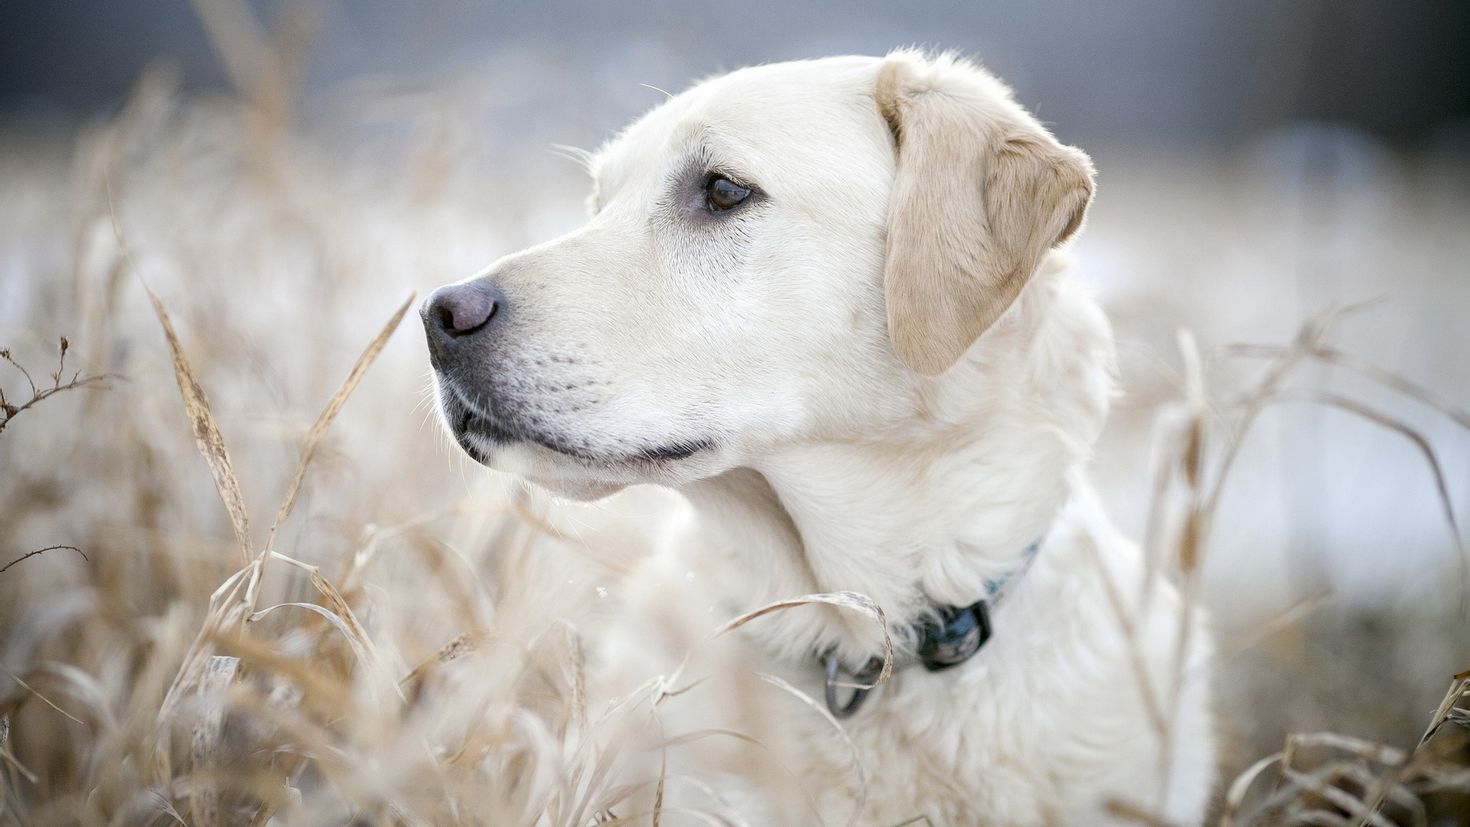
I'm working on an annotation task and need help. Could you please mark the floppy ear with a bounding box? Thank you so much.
[876,53,1095,375]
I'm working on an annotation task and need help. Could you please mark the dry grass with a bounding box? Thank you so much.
[2,15,1469,825]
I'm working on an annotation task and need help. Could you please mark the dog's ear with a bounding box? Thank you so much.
[876,53,1095,375]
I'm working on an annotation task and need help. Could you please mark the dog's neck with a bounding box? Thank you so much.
[680,262,1115,666]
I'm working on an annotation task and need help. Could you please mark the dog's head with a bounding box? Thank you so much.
[423,52,1094,498]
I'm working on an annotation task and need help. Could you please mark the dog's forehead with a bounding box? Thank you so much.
[680,56,881,122]
[592,57,885,191]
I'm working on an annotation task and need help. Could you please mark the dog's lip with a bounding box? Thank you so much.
[446,393,711,467]
[630,441,708,462]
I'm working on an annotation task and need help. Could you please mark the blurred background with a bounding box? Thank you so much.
[5,1,1470,147]
[2,1,1468,821]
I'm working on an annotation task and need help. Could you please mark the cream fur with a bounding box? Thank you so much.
[426,51,1217,825]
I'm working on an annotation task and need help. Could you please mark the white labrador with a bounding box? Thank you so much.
[423,50,1217,825]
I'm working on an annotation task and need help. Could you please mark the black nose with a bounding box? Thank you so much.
[422,280,503,340]
[422,280,506,371]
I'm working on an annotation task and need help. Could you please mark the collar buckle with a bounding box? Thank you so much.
[822,600,995,718]
[817,537,1038,719]
[916,599,992,672]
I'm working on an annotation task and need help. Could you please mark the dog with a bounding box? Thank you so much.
[422,50,1217,826]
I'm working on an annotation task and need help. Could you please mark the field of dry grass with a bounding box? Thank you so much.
[1,51,1468,826]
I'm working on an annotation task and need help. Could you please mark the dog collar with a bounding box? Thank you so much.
[822,539,1041,719]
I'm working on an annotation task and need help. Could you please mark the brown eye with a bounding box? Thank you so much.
[705,176,751,212]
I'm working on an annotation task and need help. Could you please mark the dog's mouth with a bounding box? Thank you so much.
[441,383,711,469]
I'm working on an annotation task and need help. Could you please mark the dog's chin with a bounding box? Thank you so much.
[518,467,626,502]
[445,407,717,496]
[455,437,620,500]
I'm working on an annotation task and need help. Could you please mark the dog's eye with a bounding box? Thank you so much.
[705,176,751,212]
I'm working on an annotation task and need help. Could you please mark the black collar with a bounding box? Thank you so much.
[820,539,1040,719]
